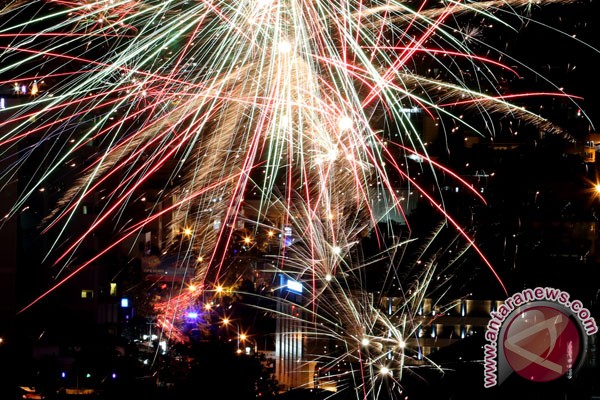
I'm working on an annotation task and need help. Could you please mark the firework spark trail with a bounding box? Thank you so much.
[1,0,592,397]
[259,213,465,398]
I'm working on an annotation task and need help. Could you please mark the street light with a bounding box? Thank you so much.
[239,332,257,355]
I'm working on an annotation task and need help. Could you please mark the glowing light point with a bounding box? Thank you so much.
[277,40,292,54]
[325,274,332,282]
[279,114,289,126]
[332,246,342,255]
[337,116,353,131]
[595,184,600,194]
[380,366,390,376]
[183,227,192,237]
[326,149,338,162]
[398,339,406,349]
[361,338,370,346]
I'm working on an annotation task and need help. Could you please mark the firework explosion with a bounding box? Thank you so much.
[0,0,593,398]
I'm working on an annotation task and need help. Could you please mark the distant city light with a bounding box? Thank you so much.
[283,225,293,246]
[120,298,129,307]
[187,312,198,319]
[408,154,424,163]
[286,278,303,294]
[399,106,421,114]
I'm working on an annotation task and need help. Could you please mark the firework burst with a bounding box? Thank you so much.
[0,0,593,397]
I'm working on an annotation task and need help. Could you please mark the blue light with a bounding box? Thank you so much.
[286,278,303,294]
[61,372,66,378]
[284,225,293,246]
[187,312,198,319]
[112,373,117,379]
[120,298,129,307]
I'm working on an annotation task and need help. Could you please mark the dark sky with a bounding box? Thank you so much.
[512,1,600,130]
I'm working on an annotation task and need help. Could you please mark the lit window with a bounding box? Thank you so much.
[81,290,94,299]
[110,283,117,296]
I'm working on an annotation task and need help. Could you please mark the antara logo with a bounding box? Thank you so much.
[483,287,597,388]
